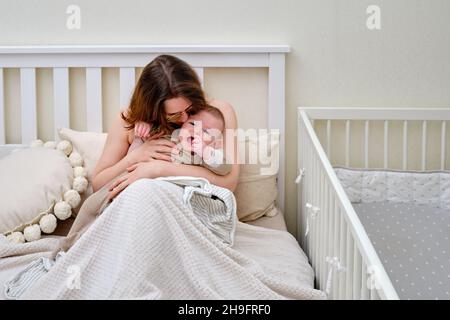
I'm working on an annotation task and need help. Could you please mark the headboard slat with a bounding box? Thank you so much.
[86,67,103,132]
[119,67,135,110]
[20,68,37,144]
[53,67,70,140]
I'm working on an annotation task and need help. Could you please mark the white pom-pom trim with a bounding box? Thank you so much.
[73,166,87,178]
[30,139,44,147]
[54,201,72,220]
[39,214,57,234]
[64,189,81,208]
[43,141,56,149]
[69,152,83,167]
[57,140,73,156]
[73,176,88,193]
[4,138,89,243]
[24,225,41,242]
[7,232,25,244]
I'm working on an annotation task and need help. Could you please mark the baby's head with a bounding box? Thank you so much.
[178,105,225,152]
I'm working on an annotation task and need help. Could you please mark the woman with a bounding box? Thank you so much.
[91,55,239,200]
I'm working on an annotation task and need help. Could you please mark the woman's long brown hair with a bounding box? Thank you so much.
[121,54,208,138]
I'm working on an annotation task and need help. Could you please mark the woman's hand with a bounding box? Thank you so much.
[107,159,167,201]
[128,138,176,164]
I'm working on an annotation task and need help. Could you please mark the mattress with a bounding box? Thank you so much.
[245,208,287,231]
[353,201,450,300]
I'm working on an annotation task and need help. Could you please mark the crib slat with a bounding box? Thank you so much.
[317,161,324,289]
[361,261,369,299]
[301,123,307,247]
[326,120,331,157]
[308,153,318,269]
[339,214,346,298]
[20,68,37,144]
[441,121,447,170]
[370,287,378,300]
[322,183,330,291]
[422,120,427,171]
[328,194,335,297]
[119,67,135,109]
[319,175,326,290]
[353,244,361,300]
[364,120,369,168]
[86,67,102,132]
[305,139,312,257]
[384,120,389,168]
[193,67,204,86]
[403,120,408,170]
[315,157,321,279]
[333,201,340,299]
[0,68,4,144]
[345,120,350,167]
[345,229,354,299]
[298,121,305,248]
[314,156,320,279]
[53,68,70,140]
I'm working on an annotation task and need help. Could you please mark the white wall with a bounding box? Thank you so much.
[1,0,450,237]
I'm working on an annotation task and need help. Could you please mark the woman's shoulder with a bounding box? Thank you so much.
[207,98,234,112]
[207,99,236,122]
[207,98,237,128]
[112,108,134,145]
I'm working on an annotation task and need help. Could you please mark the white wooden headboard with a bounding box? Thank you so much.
[0,45,290,211]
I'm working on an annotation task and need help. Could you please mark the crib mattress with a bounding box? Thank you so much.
[353,201,450,300]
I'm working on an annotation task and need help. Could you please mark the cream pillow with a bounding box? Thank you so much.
[58,127,107,183]
[234,133,280,222]
[0,140,88,243]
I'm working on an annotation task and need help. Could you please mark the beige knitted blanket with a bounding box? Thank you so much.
[0,178,325,299]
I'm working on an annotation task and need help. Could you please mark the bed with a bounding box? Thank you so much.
[297,107,450,300]
[0,45,326,300]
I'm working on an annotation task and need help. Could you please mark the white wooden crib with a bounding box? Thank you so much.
[297,107,450,300]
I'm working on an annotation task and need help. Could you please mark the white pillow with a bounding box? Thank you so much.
[0,140,88,243]
[58,127,107,183]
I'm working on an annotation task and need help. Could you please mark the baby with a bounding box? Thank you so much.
[128,105,231,175]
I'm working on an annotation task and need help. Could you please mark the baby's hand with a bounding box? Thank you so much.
[134,122,151,139]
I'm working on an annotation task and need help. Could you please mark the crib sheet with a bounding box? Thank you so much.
[353,201,450,300]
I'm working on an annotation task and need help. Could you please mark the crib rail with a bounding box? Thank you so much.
[304,107,450,171]
[297,108,400,300]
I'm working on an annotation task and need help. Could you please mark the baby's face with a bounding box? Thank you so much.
[178,111,224,153]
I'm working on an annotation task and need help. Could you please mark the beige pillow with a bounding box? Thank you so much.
[0,142,88,243]
[234,133,279,222]
[58,127,108,183]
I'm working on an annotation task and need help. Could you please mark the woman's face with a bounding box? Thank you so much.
[164,96,192,125]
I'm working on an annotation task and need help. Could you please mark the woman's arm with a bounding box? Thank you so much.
[91,112,134,192]
[92,111,177,193]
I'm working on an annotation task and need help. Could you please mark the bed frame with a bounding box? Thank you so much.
[297,107,450,300]
[0,44,289,212]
